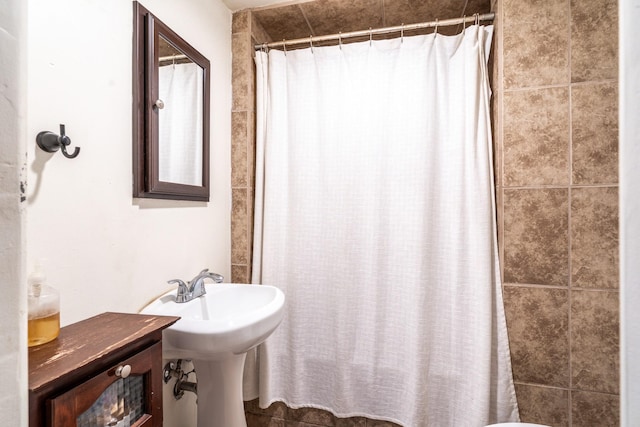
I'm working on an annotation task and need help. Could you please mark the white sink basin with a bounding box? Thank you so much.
[141,283,285,360]
[141,282,285,427]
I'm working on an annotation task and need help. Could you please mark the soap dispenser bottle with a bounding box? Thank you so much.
[28,262,60,347]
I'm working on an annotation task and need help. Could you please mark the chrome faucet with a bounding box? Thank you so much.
[169,269,224,303]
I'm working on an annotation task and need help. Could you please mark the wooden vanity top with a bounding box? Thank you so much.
[29,312,179,393]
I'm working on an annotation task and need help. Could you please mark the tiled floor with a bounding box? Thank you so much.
[244,400,401,427]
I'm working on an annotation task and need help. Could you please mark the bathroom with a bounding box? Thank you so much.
[0,0,638,426]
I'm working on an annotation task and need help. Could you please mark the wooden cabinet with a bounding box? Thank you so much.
[29,312,179,427]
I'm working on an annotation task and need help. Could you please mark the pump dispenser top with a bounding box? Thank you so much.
[28,261,60,347]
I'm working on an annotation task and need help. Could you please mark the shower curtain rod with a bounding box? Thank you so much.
[159,53,188,62]
[254,12,494,50]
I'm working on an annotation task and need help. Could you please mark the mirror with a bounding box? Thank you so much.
[133,2,210,201]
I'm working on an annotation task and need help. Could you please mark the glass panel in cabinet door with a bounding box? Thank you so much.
[76,376,145,427]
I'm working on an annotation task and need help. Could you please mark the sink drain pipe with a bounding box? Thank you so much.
[163,359,197,400]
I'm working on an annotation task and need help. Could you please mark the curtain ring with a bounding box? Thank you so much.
[338,32,342,50]
[283,40,287,55]
[434,18,438,35]
[475,13,479,26]
[309,35,313,53]
[462,15,467,33]
[401,23,404,43]
[369,27,373,46]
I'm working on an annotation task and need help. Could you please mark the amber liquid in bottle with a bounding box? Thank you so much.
[28,312,60,347]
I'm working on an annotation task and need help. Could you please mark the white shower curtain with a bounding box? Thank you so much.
[158,62,203,186]
[251,25,519,426]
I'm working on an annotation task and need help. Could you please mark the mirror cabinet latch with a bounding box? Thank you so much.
[36,124,80,159]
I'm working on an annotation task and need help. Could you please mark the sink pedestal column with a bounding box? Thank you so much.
[193,353,248,427]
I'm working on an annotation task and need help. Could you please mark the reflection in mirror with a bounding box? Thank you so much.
[157,36,204,187]
[133,2,210,201]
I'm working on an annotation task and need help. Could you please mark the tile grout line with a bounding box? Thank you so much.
[248,13,257,284]
[502,78,617,94]
[504,282,620,292]
[246,66,252,275]
[381,0,387,27]
[497,0,505,290]
[567,0,573,423]
[503,183,619,190]
[298,4,315,37]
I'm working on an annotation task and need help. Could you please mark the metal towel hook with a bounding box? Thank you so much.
[36,124,80,159]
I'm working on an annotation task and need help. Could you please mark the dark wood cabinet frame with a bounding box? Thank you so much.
[48,342,161,427]
[133,1,211,201]
[29,312,180,427]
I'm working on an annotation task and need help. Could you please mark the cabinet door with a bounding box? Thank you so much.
[48,342,163,427]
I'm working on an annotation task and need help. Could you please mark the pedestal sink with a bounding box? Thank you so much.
[140,283,285,427]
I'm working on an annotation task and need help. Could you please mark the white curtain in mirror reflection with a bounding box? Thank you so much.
[76,375,145,427]
[158,62,203,186]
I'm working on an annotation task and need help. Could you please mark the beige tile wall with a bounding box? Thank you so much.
[496,0,619,426]
[231,10,257,284]
[232,0,619,425]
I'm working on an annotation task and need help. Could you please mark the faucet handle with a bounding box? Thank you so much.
[169,279,190,303]
[168,279,186,286]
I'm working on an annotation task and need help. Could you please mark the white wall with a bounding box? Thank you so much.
[26,0,232,325]
[26,2,231,425]
[0,0,28,424]
[620,0,640,425]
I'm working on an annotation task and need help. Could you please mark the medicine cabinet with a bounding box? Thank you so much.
[133,1,211,201]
